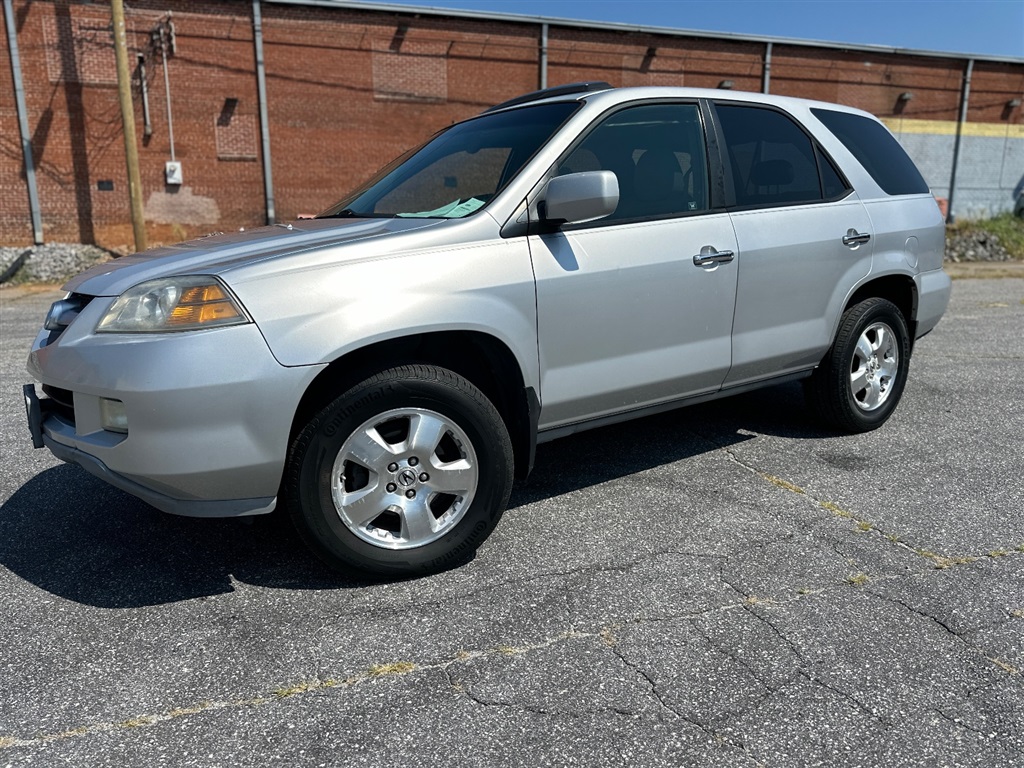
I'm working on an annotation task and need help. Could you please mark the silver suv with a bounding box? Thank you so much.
[25,83,950,576]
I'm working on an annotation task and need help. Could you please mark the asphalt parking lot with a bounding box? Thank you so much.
[1,278,1022,767]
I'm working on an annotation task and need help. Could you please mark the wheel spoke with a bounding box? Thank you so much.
[862,377,883,409]
[427,460,475,495]
[850,367,870,397]
[399,497,437,542]
[873,326,890,356]
[877,359,898,381]
[344,426,396,469]
[407,412,448,457]
[339,482,389,527]
[855,334,873,363]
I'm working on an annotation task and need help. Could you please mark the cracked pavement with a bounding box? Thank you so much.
[1,278,1022,767]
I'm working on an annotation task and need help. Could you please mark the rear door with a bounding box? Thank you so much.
[712,102,874,387]
[531,102,738,429]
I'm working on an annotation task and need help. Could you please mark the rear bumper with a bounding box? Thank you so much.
[915,268,952,339]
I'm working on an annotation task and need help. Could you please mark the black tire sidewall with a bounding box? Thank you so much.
[289,368,512,576]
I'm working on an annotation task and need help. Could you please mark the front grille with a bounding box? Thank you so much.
[41,384,75,425]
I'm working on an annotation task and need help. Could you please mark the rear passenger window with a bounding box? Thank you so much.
[556,103,709,222]
[717,105,842,207]
[811,108,929,196]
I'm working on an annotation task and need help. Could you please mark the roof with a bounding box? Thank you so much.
[481,84,880,123]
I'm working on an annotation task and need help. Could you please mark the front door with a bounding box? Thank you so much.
[530,102,739,430]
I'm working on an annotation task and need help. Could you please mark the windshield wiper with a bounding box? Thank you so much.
[318,209,399,220]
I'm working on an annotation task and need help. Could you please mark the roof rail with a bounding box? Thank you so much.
[483,81,613,113]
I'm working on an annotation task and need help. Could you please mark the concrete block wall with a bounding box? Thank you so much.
[1,0,1022,248]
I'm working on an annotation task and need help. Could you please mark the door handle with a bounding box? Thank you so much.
[842,229,871,247]
[693,247,735,267]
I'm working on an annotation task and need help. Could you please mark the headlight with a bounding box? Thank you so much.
[96,276,250,333]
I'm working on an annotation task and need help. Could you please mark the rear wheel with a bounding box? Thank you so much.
[285,365,513,576]
[805,298,911,432]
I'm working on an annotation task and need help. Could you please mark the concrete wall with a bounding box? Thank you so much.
[887,119,1024,220]
[2,0,1023,247]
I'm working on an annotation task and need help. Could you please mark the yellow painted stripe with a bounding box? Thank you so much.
[882,117,1024,138]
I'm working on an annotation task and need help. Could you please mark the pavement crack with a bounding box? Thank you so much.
[876,590,964,640]
[605,634,766,762]
[716,568,811,672]
[605,641,685,722]
[745,604,810,667]
[802,673,894,728]
[869,589,1020,677]
[930,708,994,740]
[442,661,640,720]
[709,439,1018,579]
[296,549,728,641]
[4,572,1012,752]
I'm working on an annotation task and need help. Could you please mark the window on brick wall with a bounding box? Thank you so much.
[372,40,448,102]
[215,99,258,161]
[620,51,685,88]
[43,12,120,85]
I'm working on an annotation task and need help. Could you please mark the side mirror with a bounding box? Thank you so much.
[543,171,619,225]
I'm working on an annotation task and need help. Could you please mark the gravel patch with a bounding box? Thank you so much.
[945,229,1014,262]
[0,244,113,285]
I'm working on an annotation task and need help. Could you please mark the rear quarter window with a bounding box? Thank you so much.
[811,108,929,196]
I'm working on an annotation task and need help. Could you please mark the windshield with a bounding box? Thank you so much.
[318,102,580,220]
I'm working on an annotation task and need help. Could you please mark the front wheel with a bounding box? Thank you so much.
[805,298,911,433]
[284,365,513,577]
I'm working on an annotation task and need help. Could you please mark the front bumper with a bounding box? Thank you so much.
[26,295,324,517]
[26,384,274,517]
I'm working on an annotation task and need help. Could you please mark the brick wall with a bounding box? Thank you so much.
[770,46,966,119]
[547,29,764,91]
[260,5,539,221]
[1,0,267,247]
[2,0,1023,247]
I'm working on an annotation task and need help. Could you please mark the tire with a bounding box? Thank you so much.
[284,365,513,577]
[805,298,911,433]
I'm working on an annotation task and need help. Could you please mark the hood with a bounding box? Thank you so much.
[65,217,445,297]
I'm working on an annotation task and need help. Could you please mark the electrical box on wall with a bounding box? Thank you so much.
[165,161,183,185]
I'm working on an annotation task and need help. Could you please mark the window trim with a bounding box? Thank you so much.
[709,100,854,213]
[525,98,725,235]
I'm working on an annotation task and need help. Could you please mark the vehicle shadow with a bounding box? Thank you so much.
[0,382,836,608]
[512,381,832,508]
[0,464,357,609]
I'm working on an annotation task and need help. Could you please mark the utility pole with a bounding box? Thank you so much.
[4,0,44,244]
[111,0,147,252]
[947,59,974,224]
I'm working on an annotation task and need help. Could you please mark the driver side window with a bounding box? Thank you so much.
[557,103,709,223]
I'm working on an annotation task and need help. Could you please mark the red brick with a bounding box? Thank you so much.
[1,1,1021,248]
